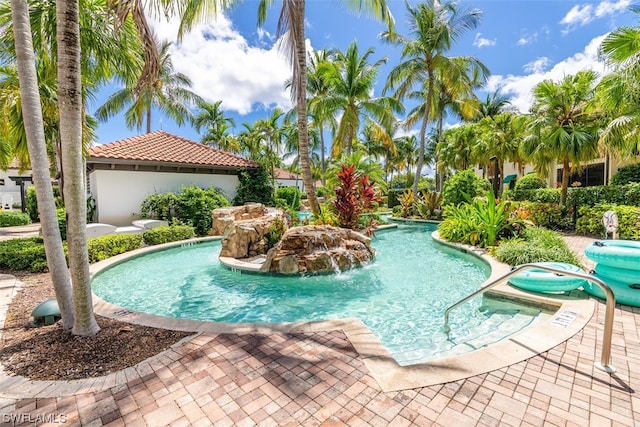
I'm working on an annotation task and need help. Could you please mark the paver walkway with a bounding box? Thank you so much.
[2,234,639,426]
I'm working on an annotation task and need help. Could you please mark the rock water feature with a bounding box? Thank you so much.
[260,225,375,275]
[212,204,375,275]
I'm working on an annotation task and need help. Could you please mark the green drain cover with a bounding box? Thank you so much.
[31,299,61,325]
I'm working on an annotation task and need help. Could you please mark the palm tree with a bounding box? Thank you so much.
[318,41,404,158]
[598,7,640,157]
[96,39,203,133]
[476,90,511,119]
[257,0,395,217]
[523,71,601,205]
[383,0,484,196]
[194,100,239,151]
[10,0,75,329]
[57,0,101,336]
[307,49,337,186]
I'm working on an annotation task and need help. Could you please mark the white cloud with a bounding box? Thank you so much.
[523,57,551,74]
[560,0,631,33]
[486,34,610,113]
[151,14,293,115]
[517,31,537,46]
[473,33,496,48]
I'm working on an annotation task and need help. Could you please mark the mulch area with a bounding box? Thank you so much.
[0,271,193,380]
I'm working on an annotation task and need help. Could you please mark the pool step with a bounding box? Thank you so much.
[396,308,544,366]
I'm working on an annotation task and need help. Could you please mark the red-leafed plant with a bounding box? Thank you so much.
[333,164,382,230]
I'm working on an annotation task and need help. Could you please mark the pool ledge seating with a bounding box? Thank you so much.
[86,219,168,238]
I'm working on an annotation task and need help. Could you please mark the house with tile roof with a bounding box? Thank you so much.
[273,167,304,191]
[86,131,257,225]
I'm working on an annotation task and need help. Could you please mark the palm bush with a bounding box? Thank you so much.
[439,190,521,247]
[493,227,581,266]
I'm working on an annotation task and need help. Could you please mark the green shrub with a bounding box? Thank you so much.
[387,188,408,208]
[140,192,176,220]
[140,186,229,236]
[26,185,63,222]
[57,208,67,240]
[0,237,50,272]
[576,204,640,239]
[506,187,561,203]
[264,216,286,250]
[439,191,521,247]
[142,225,196,246]
[514,173,546,190]
[514,201,572,231]
[275,186,301,210]
[442,169,490,207]
[493,227,581,266]
[87,234,144,263]
[0,211,31,227]
[173,186,229,236]
[611,163,640,186]
[233,166,274,206]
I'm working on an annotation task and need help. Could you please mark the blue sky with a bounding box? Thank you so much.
[89,0,638,145]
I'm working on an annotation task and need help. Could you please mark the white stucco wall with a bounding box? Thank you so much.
[89,170,239,225]
[275,178,304,191]
[0,169,33,209]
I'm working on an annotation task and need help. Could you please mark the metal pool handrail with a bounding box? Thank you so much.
[443,263,616,373]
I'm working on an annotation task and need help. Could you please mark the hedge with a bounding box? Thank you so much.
[142,225,195,246]
[507,183,640,208]
[0,211,31,227]
[576,204,640,240]
[87,234,144,263]
[0,237,49,272]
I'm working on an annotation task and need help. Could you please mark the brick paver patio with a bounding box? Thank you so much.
[1,235,639,426]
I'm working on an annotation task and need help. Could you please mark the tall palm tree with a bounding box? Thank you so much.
[194,100,239,151]
[257,0,395,216]
[476,90,511,120]
[383,0,484,196]
[318,41,403,158]
[307,49,337,186]
[10,0,75,330]
[523,71,601,205]
[96,39,203,133]
[598,7,640,157]
[57,0,100,336]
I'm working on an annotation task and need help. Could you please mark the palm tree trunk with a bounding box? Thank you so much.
[294,0,320,216]
[561,158,570,206]
[146,107,152,133]
[57,0,100,336]
[414,68,434,195]
[11,0,75,329]
[318,123,326,186]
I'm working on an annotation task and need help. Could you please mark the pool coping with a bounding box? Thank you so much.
[86,231,596,392]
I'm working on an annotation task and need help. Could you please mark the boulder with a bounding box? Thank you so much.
[260,225,375,275]
[215,204,283,259]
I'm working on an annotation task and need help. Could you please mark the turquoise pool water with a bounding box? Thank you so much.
[92,224,542,364]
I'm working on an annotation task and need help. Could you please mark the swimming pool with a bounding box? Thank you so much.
[92,224,543,364]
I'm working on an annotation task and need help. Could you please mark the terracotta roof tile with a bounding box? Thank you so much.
[274,168,302,180]
[88,131,256,169]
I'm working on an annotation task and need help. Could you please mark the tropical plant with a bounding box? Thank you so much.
[514,173,546,190]
[0,211,31,227]
[275,186,302,211]
[256,0,395,216]
[333,164,381,230]
[316,41,403,157]
[382,0,486,195]
[264,216,287,250]
[611,163,640,185]
[597,7,640,158]
[193,100,238,150]
[397,189,415,218]
[95,39,203,133]
[442,168,489,206]
[10,0,75,329]
[522,71,601,206]
[142,225,196,246]
[233,167,274,206]
[493,227,581,266]
[415,190,443,219]
[57,0,100,335]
